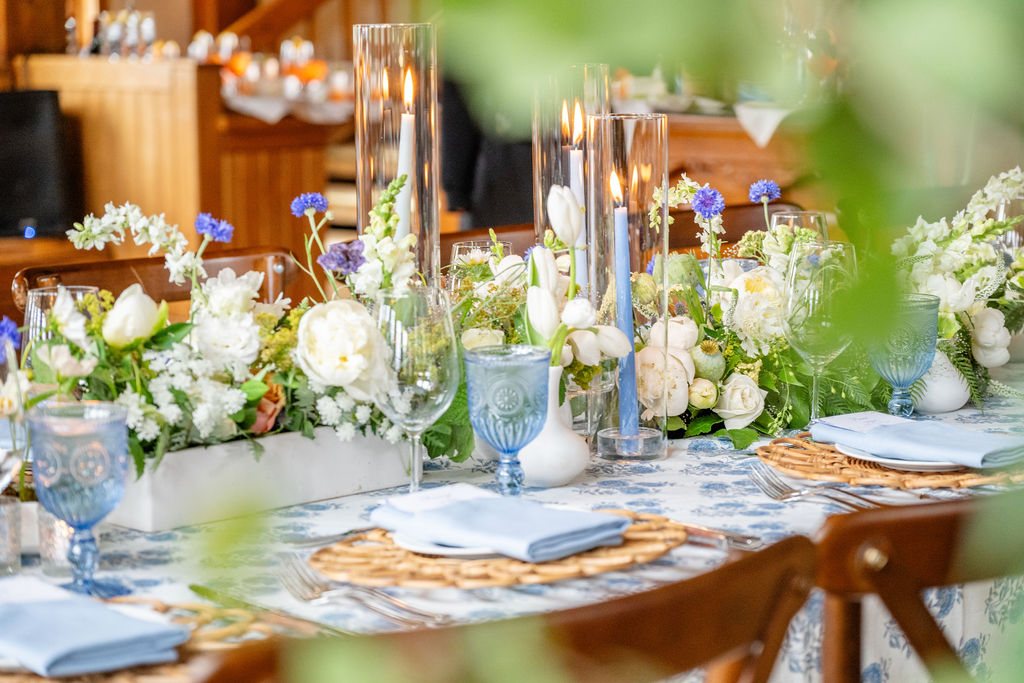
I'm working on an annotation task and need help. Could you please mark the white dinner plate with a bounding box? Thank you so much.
[391,532,502,559]
[834,443,965,472]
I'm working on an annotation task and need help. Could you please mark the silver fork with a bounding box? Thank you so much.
[749,464,870,511]
[277,553,455,628]
[752,463,885,509]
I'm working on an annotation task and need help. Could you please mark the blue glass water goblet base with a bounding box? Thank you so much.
[65,527,130,598]
[495,452,525,496]
[888,387,915,418]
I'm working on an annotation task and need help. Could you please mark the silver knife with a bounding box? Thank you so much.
[188,583,353,638]
[680,524,764,551]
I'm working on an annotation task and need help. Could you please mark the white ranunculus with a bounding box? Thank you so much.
[636,345,694,420]
[293,300,388,402]
[35,344,98,378]
[192,311,261,370]
[490,254,526,286]
[461,327,504,350]
[528,247,559,293]
[688,378,718,410]
[102,284,167,348]
[648,316,698,351]
[526,286,560,341]
[713,372,767,430]
[51,287,90,350]
[546,184,583,246]
[201,268,263,316]
[594,325,632,358]
[567,330,600,366]
[561,298,597,329]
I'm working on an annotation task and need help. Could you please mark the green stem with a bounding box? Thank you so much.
[302,234,330,303]
[307,214,341,300]
[188,236,213,321]
[567,245,578,300]
[131,354,143,394]
[548,324,572,367]
[762,198,771,231]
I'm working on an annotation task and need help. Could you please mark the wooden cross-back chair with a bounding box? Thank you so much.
[202,536,816,683]
[816,491,1024,681]
[11,245,299,314]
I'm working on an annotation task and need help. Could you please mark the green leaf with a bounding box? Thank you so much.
[685,413,722,437]
[665,415,686,432]
[714,427,760,450]
[239,378,270,403]
[249,438,265,462]
[148,322,192,350]
[129,434,146,478]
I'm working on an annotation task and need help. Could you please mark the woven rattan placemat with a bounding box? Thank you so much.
[757,434,1024,490]
[308,510,688,589]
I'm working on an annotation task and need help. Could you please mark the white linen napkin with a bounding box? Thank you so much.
[0,577,190,677]
[810,412,1024,469]
[369,484,631,563]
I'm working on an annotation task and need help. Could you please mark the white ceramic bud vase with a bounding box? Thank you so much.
[518,366,591,487]
[915,350,971,414]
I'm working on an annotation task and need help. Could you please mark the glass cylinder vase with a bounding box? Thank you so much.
[587,113,669,461]
[353,23,440,284]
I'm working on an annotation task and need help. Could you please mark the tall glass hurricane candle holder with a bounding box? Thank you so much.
[532,65,611,444]
[353,23,440,284]
[588,114,669,461]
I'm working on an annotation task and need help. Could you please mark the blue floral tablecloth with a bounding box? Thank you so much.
[19,364,1024,682]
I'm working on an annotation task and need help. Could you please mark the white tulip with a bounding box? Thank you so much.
[713,373,767,430]
[528,247,559,293]
[560,343,574,367]
[594,325,631,358]
[547,184,583,246]
[35,344,98,378]
[102,284,167,348]
[526,286,560,341]
[561,298,598,329]
[567,330,601,366]
[461,327,505,350]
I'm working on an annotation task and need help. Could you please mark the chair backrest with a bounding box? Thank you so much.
[202,536,816,683]
[815,491,1024,681]
[11,245,299,313]
[439,223,537,266]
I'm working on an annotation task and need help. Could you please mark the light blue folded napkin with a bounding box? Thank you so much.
[810,412,1024,469]
[0,584,190,677]
[370,485,630,563]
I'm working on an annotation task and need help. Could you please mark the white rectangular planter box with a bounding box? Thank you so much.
[106,427,409,532]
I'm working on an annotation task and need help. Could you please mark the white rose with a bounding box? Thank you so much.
[546,184,583,246]
[713,372,767,430]
[192,311,261,369]
[688,378,718,410]
[561,298,597,329]
[636,345,694,420]
[201,268,263,316]
[102,284,167,348]
[461,327,504,350]
[648,316,698,351]
[294,300,387,402]
[35,344,98,378]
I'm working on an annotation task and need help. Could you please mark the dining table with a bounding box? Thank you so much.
[9,361,1024,682]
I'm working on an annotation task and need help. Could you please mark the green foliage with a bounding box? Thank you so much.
[423,376,475,462]
[714,427,760,451]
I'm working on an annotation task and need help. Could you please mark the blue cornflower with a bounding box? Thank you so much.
[194,213,234,242]
[808,252,821,267]
[0,315,19,351]
[748,179,781,204]
[291,192,329,217]
[692,186,725,219]
[645,254,657,275]
[317,240,365,276]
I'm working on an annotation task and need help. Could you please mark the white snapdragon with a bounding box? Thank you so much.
[164,250,205,285]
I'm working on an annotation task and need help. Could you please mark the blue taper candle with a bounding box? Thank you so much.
[611,171,639,436]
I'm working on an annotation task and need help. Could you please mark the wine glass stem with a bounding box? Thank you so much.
[809,369,822,425]
[67,527,98,594]
[407,432,423,493]
[496,450,524,496]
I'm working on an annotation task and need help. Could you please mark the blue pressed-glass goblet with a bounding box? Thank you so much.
[868,294,940,417]
[27,402,130,597]
[464,345,550,496]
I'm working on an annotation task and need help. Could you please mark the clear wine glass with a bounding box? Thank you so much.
[372,285,460,492]
[0,344,26,494]
[464,345,550,496]
[447,239,512,297]
[783,241,857,425]
[21,286,99,367]
[770,211,830,242]
[867,294,939,417]
[26,401,129,597]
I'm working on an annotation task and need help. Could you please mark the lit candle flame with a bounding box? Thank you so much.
[572,100,584,147]
[632,165,639,189]
[382,69,389,97]
[609,171,623,204]
[561,101,570,140]
[403,68,414,110]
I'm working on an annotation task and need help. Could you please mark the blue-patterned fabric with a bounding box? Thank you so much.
[16,364,1024,682]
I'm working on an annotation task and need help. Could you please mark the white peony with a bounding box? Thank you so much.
[461,327,504,350]
[102,284,166,348]
[201,268,264,316]
[713,372,767,430]
[648,316,698,351]
[293,300,388,402]
[729,266,787,357]
[636,345,695,420]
